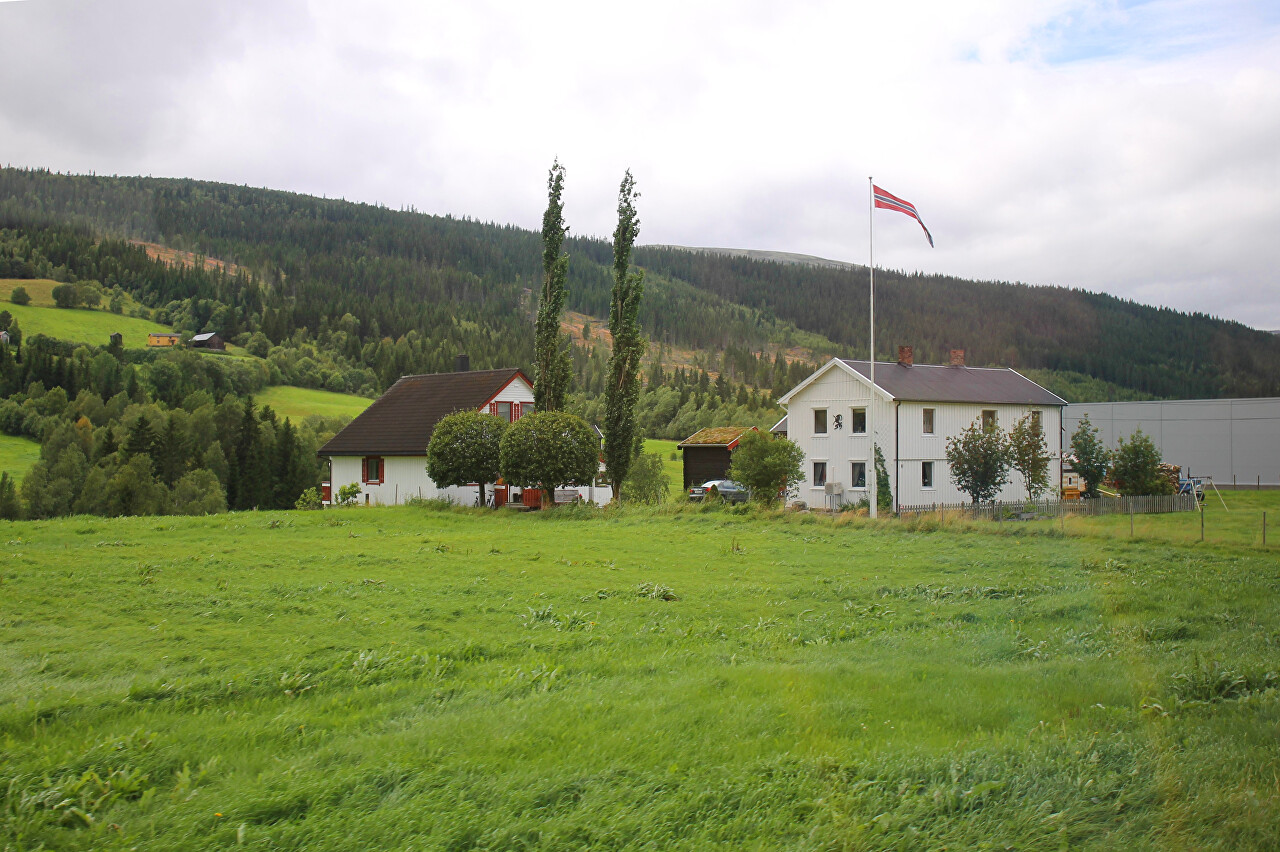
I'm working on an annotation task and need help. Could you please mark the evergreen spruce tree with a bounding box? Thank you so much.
[602,170,646,500]
[533,159,573,412]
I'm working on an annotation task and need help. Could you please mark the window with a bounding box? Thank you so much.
[1030,410,1042,433]
[923,408,935,434]
[982,410,997,430]
[362,456,384,484]
[851,461,866,488]
[922,461,934,489]
[814,408,827,435]
[521,402,534,417]
[497,401,513,422]
[813,461,827,487]
[851,407,867,433]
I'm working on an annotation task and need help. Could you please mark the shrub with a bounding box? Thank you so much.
[1008,413,1052,500]
[294,486,323,510]
[726,430,805,506]
[1070,415,1109,497]
[336,483,361,506]
[620,452,668,505]
[946,418,1011,504]
[9,286,30,306]
[1111,429,1171,496]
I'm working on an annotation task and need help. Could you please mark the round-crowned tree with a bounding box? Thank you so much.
[499,411,599,505]
[726,429,805,506]
[426,410,508,506]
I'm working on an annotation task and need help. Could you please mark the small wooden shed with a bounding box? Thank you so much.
[678,426,757,490]
[190,332,225,351]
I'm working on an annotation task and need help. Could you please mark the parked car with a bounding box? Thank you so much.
[687,479,750,503]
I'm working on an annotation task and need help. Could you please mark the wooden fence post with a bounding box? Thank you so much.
[1200,504,1205,542]
[1264,511,1267,547]
[1130,501,1134,537]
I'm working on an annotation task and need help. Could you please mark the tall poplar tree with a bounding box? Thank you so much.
[533,159,572,412]
[603,170,646,500]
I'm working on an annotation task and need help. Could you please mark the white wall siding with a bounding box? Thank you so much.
[894,402,1062,506]
[329,455,481,506]
[491,376,534,405]
[787,365,896,507]
[784,362,1064,508]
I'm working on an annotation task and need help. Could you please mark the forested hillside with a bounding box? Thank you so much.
[633,247,1280,399]
[3,166,1277,406]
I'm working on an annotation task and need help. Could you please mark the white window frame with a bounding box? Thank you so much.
[849,459,867,490]
[923,408,935,435]
[851,407,867,434]
[814,408,828,436]
[922,460,935,490]
[812,459,828,488]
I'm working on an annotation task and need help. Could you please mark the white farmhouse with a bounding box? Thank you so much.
[319,366,537,507]
[778,347,1066,508]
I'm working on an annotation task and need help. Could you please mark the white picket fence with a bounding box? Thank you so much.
[897,493,1197,520]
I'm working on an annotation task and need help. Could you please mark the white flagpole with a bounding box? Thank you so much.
[867,177,877,519]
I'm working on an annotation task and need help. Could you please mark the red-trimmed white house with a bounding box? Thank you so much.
[319,367,537,507]
[318,366,612,507]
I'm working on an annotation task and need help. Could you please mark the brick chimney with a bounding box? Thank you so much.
[455,353,470,372]
[897,345,913,366]
[949,349,965,367]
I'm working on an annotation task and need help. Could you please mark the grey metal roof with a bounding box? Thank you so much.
[191,332,219,341]
[840,360,1066,406]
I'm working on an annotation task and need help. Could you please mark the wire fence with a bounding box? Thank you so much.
[897,493,1198,520]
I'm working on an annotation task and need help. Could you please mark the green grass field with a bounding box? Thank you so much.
[0,295,173,351]
[643,437,683,495]
[254,385,373,421]
[0,433,40,482]
[2,504,1276,850]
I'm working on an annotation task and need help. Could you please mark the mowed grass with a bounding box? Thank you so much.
[254,385,373,420]
[2,507,1277,850]
[0,433,39,482]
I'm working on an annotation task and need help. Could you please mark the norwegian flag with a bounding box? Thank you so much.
[873,185,933,247]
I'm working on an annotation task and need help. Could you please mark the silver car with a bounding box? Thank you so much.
[687,479,750,503]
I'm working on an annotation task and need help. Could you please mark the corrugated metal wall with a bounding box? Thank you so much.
[1063,398,1280,487]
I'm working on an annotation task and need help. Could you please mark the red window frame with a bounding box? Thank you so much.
[362,456,384,484]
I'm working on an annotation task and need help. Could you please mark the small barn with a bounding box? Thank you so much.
[109,332,123,348]
[678,426,758,490]
[148,332,181,347]
[190,332,225,351]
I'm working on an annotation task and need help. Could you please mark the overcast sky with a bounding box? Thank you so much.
[2,0,1278,328]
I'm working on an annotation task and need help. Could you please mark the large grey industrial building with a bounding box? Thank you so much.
[1063,398,1280,488]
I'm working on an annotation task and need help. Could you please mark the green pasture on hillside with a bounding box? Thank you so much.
[0,433,39,482]
[0,297,173,350]
[2,505,1277,850]
[254,385,373,421]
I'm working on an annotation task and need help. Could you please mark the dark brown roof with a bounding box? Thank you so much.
[840,360,1066,406]
[678,426,756,447]
[318,368,530,456]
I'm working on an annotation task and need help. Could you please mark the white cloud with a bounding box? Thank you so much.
[2,0,1278,327]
